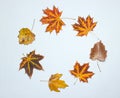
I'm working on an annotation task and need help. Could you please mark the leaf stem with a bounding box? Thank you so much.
[22,53,26,57]
[74,78,78,85]
[31,19,35,31]
[61,17,76,20]
[91,32,100,41]
[97,61,101,72]
[40,80,48,82]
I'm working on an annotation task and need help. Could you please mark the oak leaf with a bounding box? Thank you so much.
[90,41,107,62]
[70,62,94,83]
[19,50,44,78]
[72,15,97,36]
[18,28,35,45]
[40,6,65,34]
[48,73,68,92]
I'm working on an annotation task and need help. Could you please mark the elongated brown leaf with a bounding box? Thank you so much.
[90,41,107,62]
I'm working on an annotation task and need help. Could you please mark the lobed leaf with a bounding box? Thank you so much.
[70,62,94,83]
[48,73,68,92]
[72,16,97,36]
[40,6,65,34]
[19,50,44,78]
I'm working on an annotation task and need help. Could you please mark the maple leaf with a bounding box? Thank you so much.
[18,28,35,45]
[48,73,68,92]
[40,6,65,34]
[19,50,44,78]
[70,62,94,83]
[90,41,107,62]
[72,15,97,36]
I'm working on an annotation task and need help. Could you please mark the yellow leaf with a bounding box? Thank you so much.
[48,73,68,92]
[18,28,35,45]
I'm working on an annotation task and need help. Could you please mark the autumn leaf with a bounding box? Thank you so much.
[18,28,35,45]
[90,41,107,62]
[70,62,94,83]
[19,50,44,78]
[40,6,65,34]
[72,15,97,36]
[48,73,68,92]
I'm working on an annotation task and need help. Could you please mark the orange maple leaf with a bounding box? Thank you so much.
[70,62,94,83]
[72,15,97,36]
[19,50,44,78]
[40,6,65,34]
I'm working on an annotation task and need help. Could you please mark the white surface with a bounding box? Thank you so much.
[0,0,120,98]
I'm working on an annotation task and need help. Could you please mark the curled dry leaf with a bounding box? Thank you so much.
[40,6,65,34]
[19,50,44,78]
[72,15,97,36]
[90,41,107,62]
[18,28,35,45]
[48,73,68,92]
[70,62,94,83]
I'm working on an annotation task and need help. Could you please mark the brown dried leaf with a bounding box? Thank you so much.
[19,50,44,78]
[90,41,107,62]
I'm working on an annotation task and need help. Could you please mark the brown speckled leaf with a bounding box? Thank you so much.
[90,41,107,62]
[18,28,35,45]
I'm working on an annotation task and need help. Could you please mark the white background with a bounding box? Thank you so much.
[0,0,120,98]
